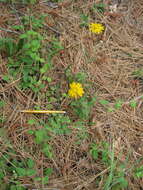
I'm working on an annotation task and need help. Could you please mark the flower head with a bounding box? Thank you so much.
[89,23,104,34]
[68,82,84,99]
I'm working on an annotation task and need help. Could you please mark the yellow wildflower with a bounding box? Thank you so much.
[68,82,84,99]
[89,23,104,34]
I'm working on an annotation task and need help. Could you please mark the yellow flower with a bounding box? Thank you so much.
[68,82,84,99]
[89,23,104,34]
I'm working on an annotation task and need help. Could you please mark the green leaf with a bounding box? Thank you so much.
[16,167,27,177]
[99,99,109,105]
[44,168,53,176]
[40,63,51,74]
[132,69,143,78]
[10,185,17,190]
[80,14,89,27]
[130,100,137,108]
[116,177,128,188]
[114,100,123,109]
[0,101,5,108]
[75,72,87,82]
[93,3,106,13]
[27,130,34,135]
[90,143,99,160]
[11,25,24,30]
[28,119,37,125]
[134,165,143,178]
[34,177,41,181]
[27,158,35,169]
[35,129,48,144]
[46,77,52,82]
[135,171,143,178]
[0,171,4,179]
[2,75,10,82]
[15,185,25,190]
[26,169,36,176]
[42,176,49,185]
[42,144,53,158]
[107,107,114,112]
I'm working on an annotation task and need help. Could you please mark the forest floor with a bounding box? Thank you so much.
[0,0,143,189]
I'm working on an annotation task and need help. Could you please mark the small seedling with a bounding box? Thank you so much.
[80,14,89,27]
[134,165,143,178]
[92,3,106,13]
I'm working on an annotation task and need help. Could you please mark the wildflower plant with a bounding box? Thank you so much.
[89,23,105,34]
[68,82,84,99]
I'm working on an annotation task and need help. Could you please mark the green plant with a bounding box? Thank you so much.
[34,168,52,185]
[0,12,63,93]
[0,38,17,56]
[92,3,106,13]
[90,142,128,190]
[22,14,47,30]
[90,142,110,164]
[132,69,143,79]
[99,97,139,112]
[65,69,87,83]
[70,96,96,120]
[10,30,44,92]
[27,119,53,158]
[46,114,71,135]
[80,14,89,27]
[90,143,99,160]
[129,100,137,108]
[40,37,64,74]
[73,121,89,144]
[0,100,5,108]
[0,150,37,189]
[134,165,143,178]
[0,30,45,92]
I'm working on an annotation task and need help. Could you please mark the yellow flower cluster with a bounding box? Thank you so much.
[89,23,104,34]
[68,82,84,99]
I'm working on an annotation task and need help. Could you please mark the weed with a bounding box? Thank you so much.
[27,115,72,158]
[90,142,110,165]
[99,97,139,111]
[0,13,63,93]
[92,3,106,14]
[65,68,87,83]
[28,124,53,158]
[80,14,89,27]
[40,37,63,74]
[0,100,5,108]
[70,96,96,121]
[89,23,105,34]
[46,114,71,135]
[134,165,143,178]
[0,145,53,189]
[90,142,128,190]
[0,151,36,189]
[66,70,96,120]
[90,143,99,160]
[0,38,17,56]
[34,167,52,185]
[129,100,137,108]
[74,121,89,144]
[132,69,143,79]
[22,14,47,30]
[114,100,123,110]
[8,30,45,92]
